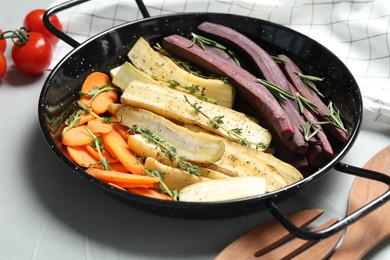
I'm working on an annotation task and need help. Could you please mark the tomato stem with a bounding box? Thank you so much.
[0,27,30,45]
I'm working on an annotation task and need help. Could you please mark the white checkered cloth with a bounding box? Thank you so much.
[49,0,390,125]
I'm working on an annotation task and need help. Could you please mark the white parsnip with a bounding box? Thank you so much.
[109,103,225,164]
[128,36,236,108]
[145,157,210,190]
[120,80,271,150]
[179,176,267,202]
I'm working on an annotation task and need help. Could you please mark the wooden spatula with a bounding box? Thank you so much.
[215,209,343,259]
[331,145,390,259]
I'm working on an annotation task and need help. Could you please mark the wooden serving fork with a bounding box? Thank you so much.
[216,145,390,259]
[215,209,342,259]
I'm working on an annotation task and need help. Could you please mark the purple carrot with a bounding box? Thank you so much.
[198,21,309,146]
[302,108,334,158]
[162,34,310,154]
[278,54,349,144]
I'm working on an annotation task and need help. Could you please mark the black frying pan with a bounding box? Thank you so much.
[39,0,390,239]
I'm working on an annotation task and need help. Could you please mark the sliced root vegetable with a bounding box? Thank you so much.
[179,176,267,202]
[87,119,113,134]
[112,123,131,141]
[198,167,231,180]
[109,180,156,189]
[127,37,235,108]
[109,162,129,173]
[79,72,112,104]
[86,168,159,186]
[102,129,144,175]
[77,113,95,125]
[62,125,93,146]
[144,157,210,190]
[91,89,118,114]
[78,71,118,114]
[127,133,174,166]
[67,145,98,168]
[108,182,127,191]
[109,103,226,163]
[85,144,118,163]
[128,187,173,200]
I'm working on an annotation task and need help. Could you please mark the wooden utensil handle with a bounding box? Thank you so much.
[266,162,390,240]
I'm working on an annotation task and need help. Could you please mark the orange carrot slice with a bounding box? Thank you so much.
[128,187,172,200]
[87,119,113,134]
[102,129,144,175]
[109,162,129,173]
[79,72,113,106]
[62,126,93,146]
[67,146,98,168]
[112,123,131,141]
[85,144,118,163]
[85,168,159,186]
[91,89,118,114]
[77,113,95,125]
[108,182,127,191]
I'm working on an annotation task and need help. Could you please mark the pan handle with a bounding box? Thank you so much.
[265,162,390,240]
[43,0,150,48]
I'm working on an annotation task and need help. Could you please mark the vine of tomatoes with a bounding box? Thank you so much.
[0,9,62,79]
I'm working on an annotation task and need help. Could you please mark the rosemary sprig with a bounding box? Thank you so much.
[296,93,319,114]
[256,78,295,104]
[79,85,117,105]
[271,55,286,64]
[154,43,229,82]
[301,122,321,141]
[167,79,220,104]
[326,101,346,131]
[296,72,325,98]
[184,95,267,150]
[83,125,111,170]
[129,125,201,176]
[144,168,179,201]
[189,32,241,66]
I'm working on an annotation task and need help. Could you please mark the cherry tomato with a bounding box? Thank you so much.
[0,29,6,53]
[0,52,6,80]
[23,9,63,46]
[12,32,53,75]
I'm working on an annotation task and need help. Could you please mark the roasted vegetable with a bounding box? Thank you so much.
[179,176,267,202]
[109,103,225,164]
[144,157,210,190]
[119,80,272,150]
[128,37,236,108]
[110,61,163,91]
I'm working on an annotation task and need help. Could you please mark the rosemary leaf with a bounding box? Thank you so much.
[296,72,325,98]
[189,32,240,66]
[256,78,295,104]
[296,93,319,114]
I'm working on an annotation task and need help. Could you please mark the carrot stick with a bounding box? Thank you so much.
[85,168,159,186]
[109,181,156,189]
[67,145,98,168]
[87,119,113,134]
[102,129,144,175]
[128,187,172,200]
[85,144,118,163]
[62,126,93,146]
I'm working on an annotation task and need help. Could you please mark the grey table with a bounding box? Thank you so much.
[0,0,389,259]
